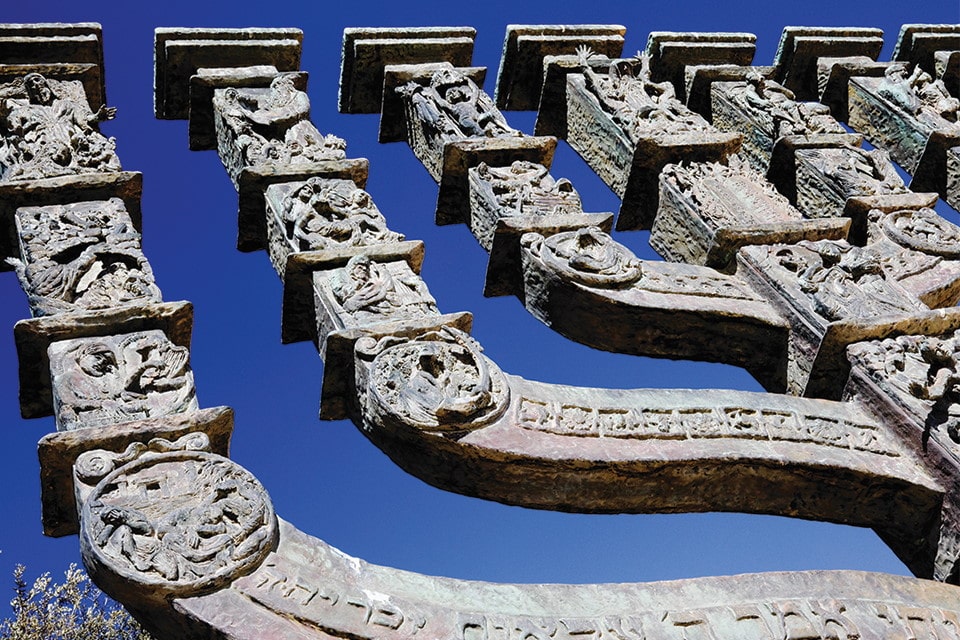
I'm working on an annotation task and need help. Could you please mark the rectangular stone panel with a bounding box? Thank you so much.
[379,63,486,144]
[339,27,476,114]
[263,177,403,279]
[494,25,625,111]
[653,160,850,271]
[0,62,103,111]
[0,171,142,272]
[893,24,960,74]
[48,329,199,432]
[14,300,193,419]
[772,27,883,99]
[154,27,303,119]
[281,240,424,346]
[188,66,307,150]
[237,158,368,253]
[0,23,104,115]
[13,199,161,318]
[849,74,960,208]
[817,56,896,122]
[793,145,908,221]
[683,63,774,121]
[646,31,756,101]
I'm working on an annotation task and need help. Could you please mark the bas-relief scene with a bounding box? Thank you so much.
[2,18,960,640]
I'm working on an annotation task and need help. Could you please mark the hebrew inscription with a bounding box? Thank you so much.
[0,73,120,181]
[516,396,899,456]
[48,329,198,431]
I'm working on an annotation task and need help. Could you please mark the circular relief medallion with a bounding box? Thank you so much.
[80,451,277,600]
[882,209,960,258]
[541,228,643,287]
[368,335,510,432]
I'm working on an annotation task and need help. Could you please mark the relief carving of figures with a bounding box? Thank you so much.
[878,65,960,129]
[848,331,960,444]
[662,156,800,227]
[577,48,709,143]
[281,177,403,251]
[879,208,960,259]
[730,72,844,139]
[529,227,643,288]
[10,200,161,316]
[356,327,509,433]
[328,256,438,324]
[773,240,927,321]
[215,80,346,175]
[398,68,520,142]
[0,73,120,181]
[78,434,277,597]
[475,160,581,217]
[49,330,198,431]
[801,145,906,199]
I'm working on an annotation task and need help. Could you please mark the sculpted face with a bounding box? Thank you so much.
[77,343,118,378]
[24,73,53,105]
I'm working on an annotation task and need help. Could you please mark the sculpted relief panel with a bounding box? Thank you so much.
[11,199,161,316]
[78,434,277,602]
[274,177,403,252]
[48,329,198,431]
[848,329,960,444]
[468,160,582,250]
[397,67,522,180]
[314,256,440,330]
[577,49,714,144]
[0,73,121,182]
[213,76,347,185]
[356,327,510,433]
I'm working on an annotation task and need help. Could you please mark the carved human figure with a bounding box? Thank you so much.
[364,329,508,430]
[81,440,276,593]
[774,240,926,321]
[49,331,198,430]
[282,178,403,251]
[736,72,839,138]
[329,255,437,323]
[232,74,310,130]
[878,64,960,127]
[400,68,519,141]
[11,200,160,316]
[0,73,120,181]
[12,248,161,317]
[215,86,346,173]
[475,160,581,216]
[803,145,905,198]
[539,227,644,287]
[850,331,960,444]
[577,49,706,142]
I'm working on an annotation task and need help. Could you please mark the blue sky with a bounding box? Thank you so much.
[1,0,958,617]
